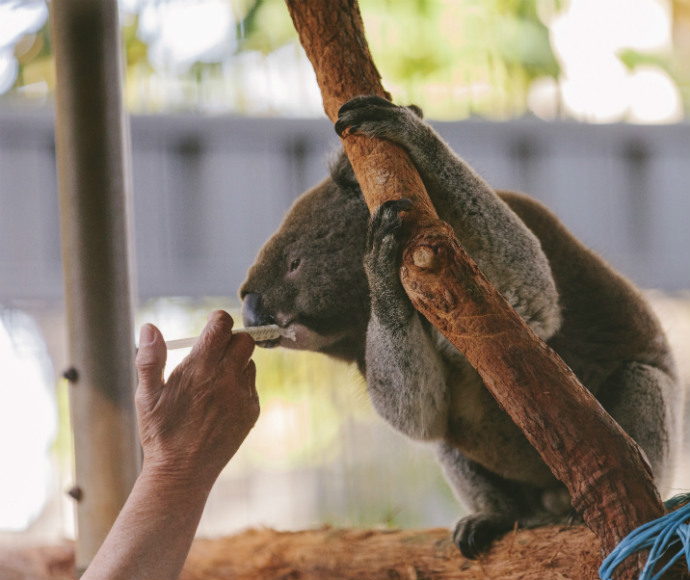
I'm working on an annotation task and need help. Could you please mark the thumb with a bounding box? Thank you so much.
[135,323,167,402]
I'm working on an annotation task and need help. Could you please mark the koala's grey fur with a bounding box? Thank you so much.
[240,96,682,558]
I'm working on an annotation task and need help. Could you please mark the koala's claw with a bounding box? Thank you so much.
[338,95,396,118]
[381,197,414,217]
[566,508,583,526]
[335,96,423,138]
[453,514,514,560]
[366,199,413,259]
[365,200,412,279]
[336,123,358,137]
[365,199,416,324]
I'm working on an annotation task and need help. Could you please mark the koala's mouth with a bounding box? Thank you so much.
[255,320,348,352]
[255,337,280,348]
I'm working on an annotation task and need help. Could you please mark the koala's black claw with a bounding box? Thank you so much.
[335,119,359,137]
[566,508,583,526]
[388,198,414,213]
[368,203,400,241]
[375,198,413,232]
[453,515,514,560]
[335,96,425,141]
[335,96,403,138]
[338,95,395,117]
[365,198,414,264]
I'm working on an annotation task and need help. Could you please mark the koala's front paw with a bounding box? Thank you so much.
[453,513,515,559]
[366,198,413,277]
[335,95,423,140]
[365,199,415,325]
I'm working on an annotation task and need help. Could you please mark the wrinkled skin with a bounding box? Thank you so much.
[240,96,681,558]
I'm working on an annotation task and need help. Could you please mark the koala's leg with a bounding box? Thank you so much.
[336,96,561,340]
[364,200,450,441]
[598,362,678,497]
[435,441,570,559]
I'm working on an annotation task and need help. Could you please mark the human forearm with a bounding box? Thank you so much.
[81,468,213,580]
[81,314,259,580]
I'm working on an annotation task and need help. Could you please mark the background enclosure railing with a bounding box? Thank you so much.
[1,113,688,304]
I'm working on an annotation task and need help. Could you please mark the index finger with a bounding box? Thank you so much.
[191,310,235,365]
[226,331,256,370]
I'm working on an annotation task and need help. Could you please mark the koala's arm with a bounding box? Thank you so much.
[364,200,451,440]
[337,97,561,340]
[340,96,561,442]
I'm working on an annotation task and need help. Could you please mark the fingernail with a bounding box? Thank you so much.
[139,324,156,346]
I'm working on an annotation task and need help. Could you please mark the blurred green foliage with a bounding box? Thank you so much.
[3,0,688,119]
[230,0,562,117]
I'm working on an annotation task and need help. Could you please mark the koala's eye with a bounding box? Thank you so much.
[289,258,301,273]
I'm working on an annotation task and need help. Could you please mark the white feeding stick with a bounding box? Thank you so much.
[165,324,295,350]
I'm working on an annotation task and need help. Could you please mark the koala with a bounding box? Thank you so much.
[240,96,681,558]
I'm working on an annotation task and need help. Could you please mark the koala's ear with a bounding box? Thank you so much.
[407,104,423,119]
[328,148,360,193]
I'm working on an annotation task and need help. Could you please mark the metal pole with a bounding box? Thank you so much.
[50,0,140,572]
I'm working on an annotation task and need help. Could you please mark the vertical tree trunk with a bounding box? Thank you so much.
[285,1,666,577]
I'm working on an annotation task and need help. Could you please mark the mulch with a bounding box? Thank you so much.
[0,524,602,580]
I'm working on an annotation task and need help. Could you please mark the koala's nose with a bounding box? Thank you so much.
[242,293,273,327]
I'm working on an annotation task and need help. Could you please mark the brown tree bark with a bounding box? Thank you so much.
[182,526,602,580]
[285,1,666,578]
[0,525,604,580]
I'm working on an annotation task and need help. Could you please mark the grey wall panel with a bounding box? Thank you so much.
[0,112,687,302]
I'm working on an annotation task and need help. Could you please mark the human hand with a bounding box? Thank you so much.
[134,310,260,489]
